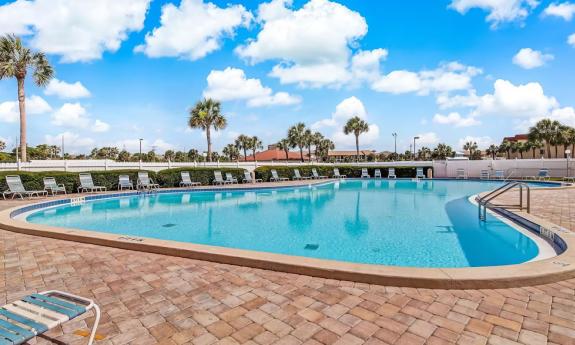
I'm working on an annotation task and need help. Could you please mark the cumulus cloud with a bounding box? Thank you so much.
[45,79,91,99]
[0,95,51,123]
[543,2,575,20]
[416,132,440,147]
[45,131,95,153]
[311,96,379,149]
[457,136,494,150]
[433,112,480,127]
[135,0,251,60]
[569,33,575,46]
[512,48,554,69]
[203,67,301,107]
[236,0,376,88]
[371,61,481,95]
[51,103,110,132]
[449,0,539,28]
[0,0,150,62]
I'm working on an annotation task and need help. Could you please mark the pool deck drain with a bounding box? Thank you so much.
[0,181,574,344]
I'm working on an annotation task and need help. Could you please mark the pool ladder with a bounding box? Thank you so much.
[477,181,530,221]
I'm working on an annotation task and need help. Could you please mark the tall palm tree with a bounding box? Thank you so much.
[463,141,478,157]
[431,143,454,160]
[316,138,334,162]
[288,122,308,162]
[222,143,240,161]
[343,116,369,162]
[499,140,512,159]
[303,129,313,162]
[486,144,498,159]
[564,127,575,156]
[276,138,291,161]
[235,134,251,162]
[0,34,54,161]
[249,136,263,161]
[0,140,5,152]
[188,98,227,162]
[417,146,432,160]
[528,119,561,158]
[311,132,324,162]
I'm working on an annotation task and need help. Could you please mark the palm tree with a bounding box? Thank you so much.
[288,122,308,162]
[302,129,314,162]
[343,116,369,162]
[235,134,251,162]
[188,98,227,162]
[0,140,5,152]
[463,141,478,157]
[498,140,511,159]
[564,127,575,156]
[417,146,432,160]
[311,132,324,162]
[0,34,54,161]
[276,138,291,161]
[528,119,561,158]
[187,149,200,161]
[486,144,498,159]
[222,143,240,161]
[164,150,175,161]
[316,138,335,162]
[249,136,263,161]
[431,143,454,160]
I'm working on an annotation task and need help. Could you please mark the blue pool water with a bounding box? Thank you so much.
[25,180,552,268]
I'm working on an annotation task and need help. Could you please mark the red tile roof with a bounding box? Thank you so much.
[245,149,306,161]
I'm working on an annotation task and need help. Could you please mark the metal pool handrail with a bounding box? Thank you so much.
[477,181,530,221]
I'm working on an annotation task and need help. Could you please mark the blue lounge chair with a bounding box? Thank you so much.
[531,169,550,181]
[0,290,100,344]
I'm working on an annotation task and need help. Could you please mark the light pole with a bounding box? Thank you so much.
[413,136,420,161]
[139,138,143,168]
[392,133,397,157]
[566,149,571,178]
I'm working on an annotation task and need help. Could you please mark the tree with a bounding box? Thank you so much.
[0,140,5,152]
[417,146,432,160]
[0,35,54,161]
[276,138,291,161]
[343,116,369,162]
[118,150,131,162]
[431,143,454,160]
[222,144,240,161]
[316,138,335,161]
[564,126,575,156]
[188,98,226,162]
[288,122,308,162]
[174,151,186,162]
[312,132,324,161]
[187,149,200,161]
[527,139,543,158]
[528,119,561,158]
[463,141,478,158]
[249,136,263,161]
[235,134,251,162]
[164,150,175,161]
[499,140,512,159]
[486,144,498,159]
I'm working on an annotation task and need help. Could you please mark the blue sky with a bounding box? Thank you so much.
[0,0,574,154]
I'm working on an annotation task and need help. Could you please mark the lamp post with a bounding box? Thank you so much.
[139,138,143,168]
[566,149,571,178]
[413,136,420,161]
[392,133,397,158]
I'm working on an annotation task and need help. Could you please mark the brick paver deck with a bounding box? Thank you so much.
[1,185,574,345]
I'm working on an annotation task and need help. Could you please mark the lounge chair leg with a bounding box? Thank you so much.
[87,303,101,345]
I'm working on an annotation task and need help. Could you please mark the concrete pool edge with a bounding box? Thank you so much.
[1,183,575,289]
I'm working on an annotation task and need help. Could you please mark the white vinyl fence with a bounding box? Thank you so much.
[0,158,573,178]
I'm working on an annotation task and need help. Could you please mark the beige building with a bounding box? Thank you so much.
[327,150,376,162]
[503,134,568,159]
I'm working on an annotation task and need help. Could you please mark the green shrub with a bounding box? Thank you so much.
[154,167,246,187]
[254,165,432,181]
[0,170,153,194]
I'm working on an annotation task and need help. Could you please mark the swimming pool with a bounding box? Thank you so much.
[22,179,558,268]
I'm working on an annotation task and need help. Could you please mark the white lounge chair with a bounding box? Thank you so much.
[416,168,426,179]
[78,173,106,193]
[225,172,238,184]
[243,171,262,183]
[494,170,505,179]
[374,169,382,178]
[0,290,100,345]
[137,171,159,190]
[360,168,370,179]
[456,168,467,179]
[530,169,550,181]
[333,168,346,178]
[312,168,327,179]
[213,171,231,185]
[293,169,311,180]
[43,177,66,195]
[388,168,397,179]
[3,175,48,199]
[118,175,134,190]
[270,169,289,182]
[180,172,201,187]
[480,170,489,180]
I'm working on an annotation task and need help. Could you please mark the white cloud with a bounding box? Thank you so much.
[416,132,440,147]
[433,112,481,127]
[457,136,494,150]
[449,0,539,28]
[51,103,109,132]
[115,138,175,153]
[516,106,575,130]
[569,33,575,46]
[0,0,150,63]
[45,132,95,153]
[45,79,91,99]
[332,124,380,148]
[135,0,251,60]
[350,48,388,84]
[236,0,372,88]
[203,67,301,107]
[543,2,575,20]
[371,62,481,95]
[512,48,554,69]
[0,95,51,123]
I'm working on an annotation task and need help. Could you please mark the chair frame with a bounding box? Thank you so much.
[243,171,262,183]
[118,175,134,190]
[43,177,67,196]
[213,171,231,185]
[333,168,347,178]
[312,168,327,179]
[137,172,159,190]
[225,172,238,184]
[360,168,370,179]
[388,168,397,179]
[78,173,107,193]
[270,170,289,182]
[3,175,48,199]
[179,172,201,187]
[374,169,382,179]
[416,168,426,179]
